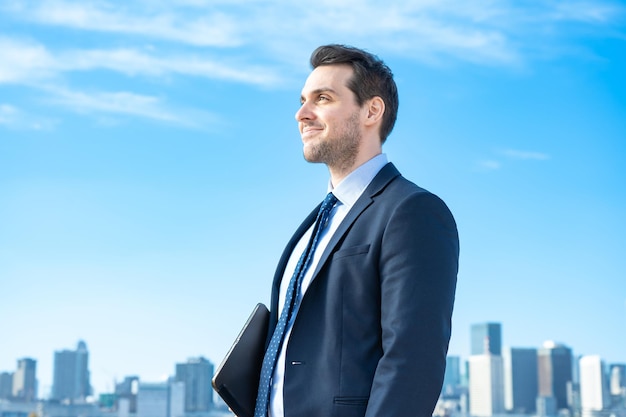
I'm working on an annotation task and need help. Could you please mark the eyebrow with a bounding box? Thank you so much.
[300,87,338,103]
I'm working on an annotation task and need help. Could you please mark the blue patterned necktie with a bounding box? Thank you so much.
[254,192,338,417]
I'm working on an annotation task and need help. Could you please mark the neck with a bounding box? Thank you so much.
[328,149,382,187]
[327,128,383,186]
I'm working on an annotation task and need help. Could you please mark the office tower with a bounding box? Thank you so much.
[134,380,186,417]
[442,355,461,397]
[503,347,538,414]
[174,357,214,411]
[169,381,185,417]
[137,383,169,417]
[52,340,92,403]
[0,372,13,400]
[469,353,505,416]
[116,376,139,396]
[609,364,626,396]
[567,381,582,414]
[538,341,573,410]
[579,355,609,412]
[12,358,37,402]
[471,323,502,355]
[537,396,558,417]
[115,376,139,413]
[118,397,132,417]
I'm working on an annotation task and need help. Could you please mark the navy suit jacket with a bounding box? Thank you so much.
[267,163,459,417]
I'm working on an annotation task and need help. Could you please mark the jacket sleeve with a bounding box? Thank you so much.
[365,191,459,417]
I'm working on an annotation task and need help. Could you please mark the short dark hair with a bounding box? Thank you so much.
[310,44,399,143]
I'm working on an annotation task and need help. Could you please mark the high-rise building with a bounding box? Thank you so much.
[135,380,185,417]
[174,357,214,411]
[51,340,92,403]
[609,364,626,397]
[442,355,462,397]
[536,396,558,417]
[537,341,573,410]
[12,358,37,402]
[115,376,139,413]
[116,376,139,396]
[469,353,505,416]
[169,381,185,417]
[137,383,169,417]
[0,372,13,400]
[471,323,502,355]
[503,347,538,414]
[579,355,609,412]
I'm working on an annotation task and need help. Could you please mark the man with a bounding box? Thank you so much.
[255,44,459,417]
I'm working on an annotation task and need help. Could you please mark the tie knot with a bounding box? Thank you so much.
[321,192,338,212]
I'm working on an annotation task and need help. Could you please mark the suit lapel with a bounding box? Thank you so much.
[309,163,401,281]
[270,163,401,316]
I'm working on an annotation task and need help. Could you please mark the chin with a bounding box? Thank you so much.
[303,149,323,164]
[302,153,317,163]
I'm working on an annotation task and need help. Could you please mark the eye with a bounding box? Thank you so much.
[318,95,330,102]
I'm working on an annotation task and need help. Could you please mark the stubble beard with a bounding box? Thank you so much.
[303,112,361,174]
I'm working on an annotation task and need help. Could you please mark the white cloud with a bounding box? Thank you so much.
[551,1,623,23]
[475,159,502,172]
[42,86,219,128]
[0,104,18,123]
[0,37,281,87]
[0,38,56,84]
[1,0,623,129]
[4,0,622,68]
[0,37,237,129]
[501,149,550,160]
[0,103,57,130]
[3,0,242,47]
[474,148,550,172]
[60,48,282,86]
[238,2,522,66]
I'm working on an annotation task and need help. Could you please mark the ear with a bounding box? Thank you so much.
[364,96,385,127]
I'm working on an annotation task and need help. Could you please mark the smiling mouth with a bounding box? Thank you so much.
[301,125,323,137]
[301,130,321,143]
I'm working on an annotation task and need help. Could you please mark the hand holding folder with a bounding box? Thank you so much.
[212,303,269,417]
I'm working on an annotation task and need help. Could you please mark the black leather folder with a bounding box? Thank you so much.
[212,303,270,417]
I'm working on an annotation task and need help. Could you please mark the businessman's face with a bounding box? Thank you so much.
[295,64,364,171]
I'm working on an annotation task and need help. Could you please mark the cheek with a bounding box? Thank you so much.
[320,114,335,130]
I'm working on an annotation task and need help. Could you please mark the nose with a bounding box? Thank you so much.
[295,100,314,122]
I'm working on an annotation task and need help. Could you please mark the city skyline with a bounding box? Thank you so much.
[2,348,623,417]
[1,0,625,399]
[1,323,624,399]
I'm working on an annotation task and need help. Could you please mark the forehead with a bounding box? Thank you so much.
[301,64,354,96]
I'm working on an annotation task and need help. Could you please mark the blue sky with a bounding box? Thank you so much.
[1,0,625,398]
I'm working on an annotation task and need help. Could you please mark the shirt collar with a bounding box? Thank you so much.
[328,153,388,209]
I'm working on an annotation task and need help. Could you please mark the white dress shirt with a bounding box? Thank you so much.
[269,153,388,417]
